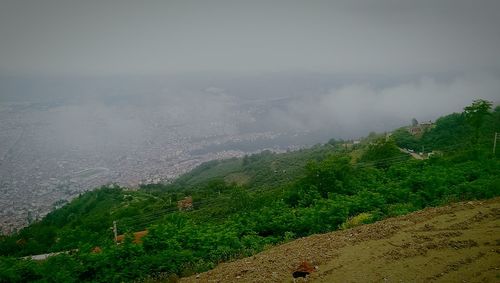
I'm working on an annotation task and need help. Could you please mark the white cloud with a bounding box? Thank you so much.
[267,72,500,137]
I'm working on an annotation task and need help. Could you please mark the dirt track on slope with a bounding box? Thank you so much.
[180,198,500,283]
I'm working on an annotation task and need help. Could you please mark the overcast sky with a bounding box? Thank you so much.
[0,0,499,140]
[1,0,499,77]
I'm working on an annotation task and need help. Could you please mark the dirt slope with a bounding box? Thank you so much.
[181,198,500,282]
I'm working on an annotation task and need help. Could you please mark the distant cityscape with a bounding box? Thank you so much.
[0,100,306,234]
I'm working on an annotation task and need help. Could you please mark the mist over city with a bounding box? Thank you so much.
[1,0,499,235]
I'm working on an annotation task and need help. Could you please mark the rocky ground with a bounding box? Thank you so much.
[180,198,500,282]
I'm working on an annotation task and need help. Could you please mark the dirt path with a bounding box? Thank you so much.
[180,198,500,283]
[398,147,425,160]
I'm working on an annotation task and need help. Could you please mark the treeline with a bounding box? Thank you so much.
[0,100,499,282]
[392,100,500,152]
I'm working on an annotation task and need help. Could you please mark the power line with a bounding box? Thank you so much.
[113,141,474,232]
[117,194,241,226]
[117,156,413,229]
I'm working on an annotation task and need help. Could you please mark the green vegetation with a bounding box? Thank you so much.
[1,100,499,282]
[339,212,374,230]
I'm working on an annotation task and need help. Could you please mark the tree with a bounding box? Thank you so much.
[360,138,403,168]
[411,118,419,127]
[302,155,354,197]
[463,99,492,143]
[392,127,419,151]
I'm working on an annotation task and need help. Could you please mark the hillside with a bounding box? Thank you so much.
[181,197,500,282]
[0,100,498,282]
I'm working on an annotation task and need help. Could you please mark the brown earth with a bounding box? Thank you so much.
[180,198,500,283]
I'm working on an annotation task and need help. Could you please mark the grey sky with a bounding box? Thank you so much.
[0,0,499,140]
[1,0,499,76]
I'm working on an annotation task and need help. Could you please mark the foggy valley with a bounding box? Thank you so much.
[1,73,499,232]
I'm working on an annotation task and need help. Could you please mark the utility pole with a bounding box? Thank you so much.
[494,132,498,155]
[113,221,118,244]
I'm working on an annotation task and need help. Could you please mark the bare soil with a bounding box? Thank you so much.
[180,198,500,282]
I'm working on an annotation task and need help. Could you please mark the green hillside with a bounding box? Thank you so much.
[0,100,499,283]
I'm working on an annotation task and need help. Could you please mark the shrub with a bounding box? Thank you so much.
[340,213,374,230]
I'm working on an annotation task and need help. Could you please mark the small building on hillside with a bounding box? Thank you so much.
[116,230,148,244]
[177,196,193,211]
[409,120,435,136]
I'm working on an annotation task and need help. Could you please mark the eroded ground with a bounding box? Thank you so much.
[181,198,500,282]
